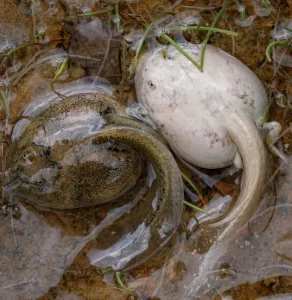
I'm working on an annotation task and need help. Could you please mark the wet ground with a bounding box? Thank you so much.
[1,0,292,299]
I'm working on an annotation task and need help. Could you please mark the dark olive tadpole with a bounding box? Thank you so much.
[4,93,184,270]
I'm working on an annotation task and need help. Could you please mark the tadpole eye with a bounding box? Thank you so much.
[35,179,45,186]
[148,81,156,89]
[137,107,147,118]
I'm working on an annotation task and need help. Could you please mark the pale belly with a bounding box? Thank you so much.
[135,44,268,168]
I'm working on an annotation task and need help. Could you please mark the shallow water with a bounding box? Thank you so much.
[1,0,292,299]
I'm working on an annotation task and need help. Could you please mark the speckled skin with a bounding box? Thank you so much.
[5,93,184,269]
[6,93,183,213]
[6,94,138,208]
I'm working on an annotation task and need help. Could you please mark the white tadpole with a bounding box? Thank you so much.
[135,42,276,239]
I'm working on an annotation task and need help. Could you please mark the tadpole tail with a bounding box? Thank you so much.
[180,111,269,299]
[92,125,184,270]
[210,109,268,242]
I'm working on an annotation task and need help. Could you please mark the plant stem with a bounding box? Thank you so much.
[115,272,134,294]
[115,3,121,31]
[279,94,286,108]
[78,7,114,17]
[200,0,235,70]
[129,13,169,77]
[51,58,68,83]
[181,172,207,206]
[0,88,10,119]
[161,33,202,71]
[181,172,200,195]
[265,39,290,62]
[220,268,231,275]
[136,14,168,59]
[28,0,37,6]
[283,26,292,33]
[260,102,271,126]
[240,9,247,20]
[166,26,238,36]
[183,200,212,216]
[0,44,30,67]
[261,0,270,9]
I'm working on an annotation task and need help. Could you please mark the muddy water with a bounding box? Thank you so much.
[1,0,292,299]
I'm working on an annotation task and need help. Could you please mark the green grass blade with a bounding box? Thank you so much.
[161,33,202,71]
[183,200,212,216]
[78,7,114,17]
[200,0,236,70]
[265,39,290,62]
[115,272,134,294]
[166,25,238,36]
[260,102,271,126]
